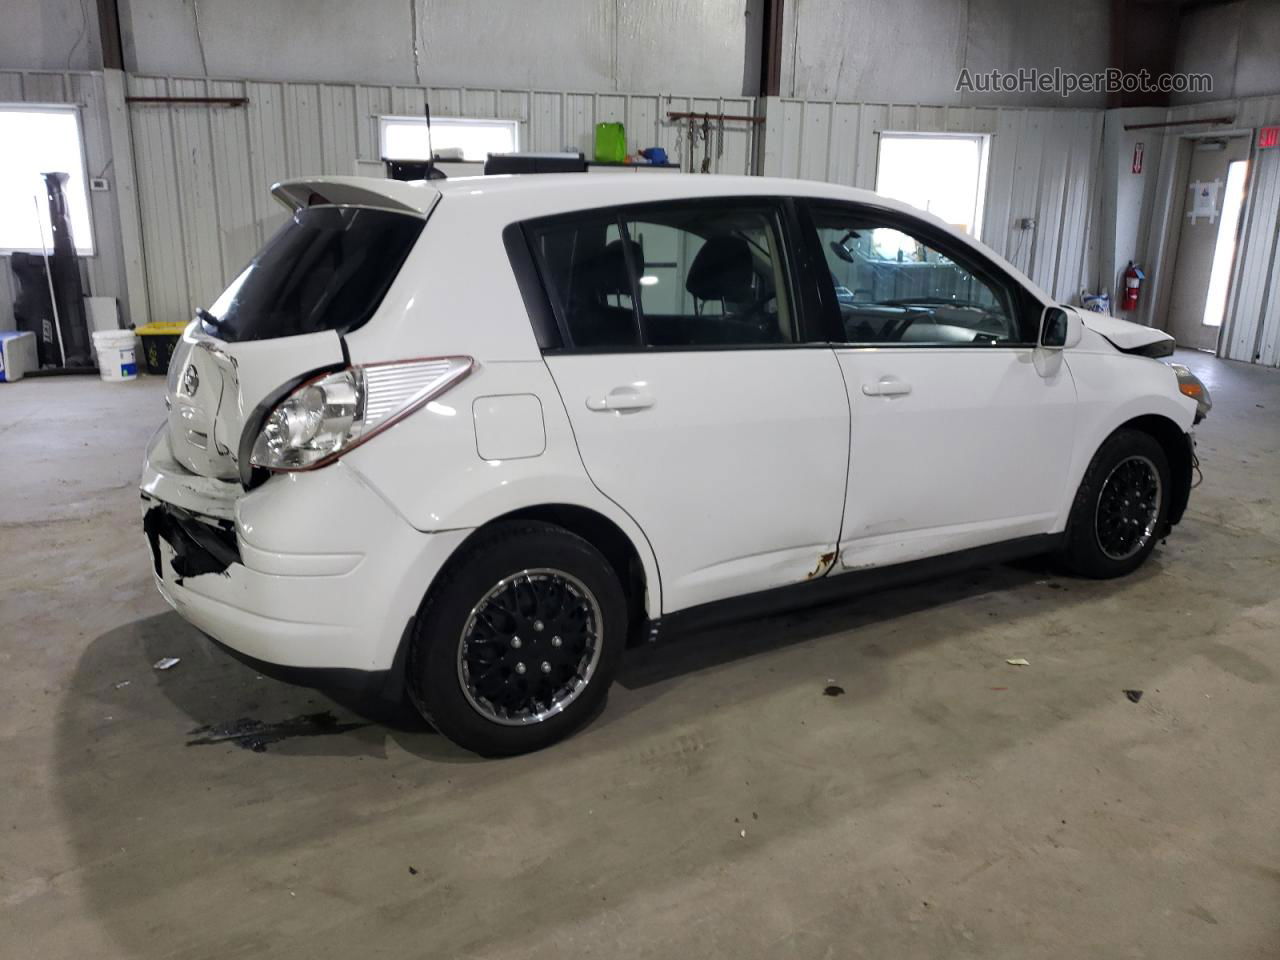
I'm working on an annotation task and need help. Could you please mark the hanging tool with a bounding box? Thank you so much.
[664,110,766,173]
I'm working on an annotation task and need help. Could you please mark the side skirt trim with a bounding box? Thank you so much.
[651,533,1064,638]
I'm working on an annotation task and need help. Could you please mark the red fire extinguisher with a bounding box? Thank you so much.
[1121,262,1145,312]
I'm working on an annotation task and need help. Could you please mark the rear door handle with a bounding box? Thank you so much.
[585,387,655,412]
[862,377,912,397]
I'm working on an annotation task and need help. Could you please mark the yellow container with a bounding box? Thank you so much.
[136,322,188,336]
[136,322,189,374]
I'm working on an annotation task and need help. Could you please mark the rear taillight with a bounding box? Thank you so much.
[249,357,473,471]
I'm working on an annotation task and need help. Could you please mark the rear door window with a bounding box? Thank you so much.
[621,205,795,347]
[526,214,641,349]
[201,206,423,342]
[525,200,798,350]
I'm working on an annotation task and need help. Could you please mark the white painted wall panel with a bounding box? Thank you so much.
[117,0,750,96]
[1174,0,1280,105]
[761,98,1103,302]
[780,0,1111,108]
[0,1,103,73]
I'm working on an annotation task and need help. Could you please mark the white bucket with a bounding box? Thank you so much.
[93,329,139,382]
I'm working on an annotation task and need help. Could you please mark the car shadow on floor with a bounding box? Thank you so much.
[79,552,1152,768]
[593,554,1144,731]
[619,556,1060,689]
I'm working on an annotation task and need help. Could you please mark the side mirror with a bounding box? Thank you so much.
[1040,305,1082,349]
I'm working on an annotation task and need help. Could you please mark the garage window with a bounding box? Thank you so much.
[876,133,990,237]
[0,105,94,255]
[379,116,519,163]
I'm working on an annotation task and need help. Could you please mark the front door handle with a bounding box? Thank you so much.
[862,377,912,397]
[585,387,655,412]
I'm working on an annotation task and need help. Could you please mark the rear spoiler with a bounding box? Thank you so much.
[271,176,440,217]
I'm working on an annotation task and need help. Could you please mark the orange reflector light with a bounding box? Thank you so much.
[1179,382,1204,398]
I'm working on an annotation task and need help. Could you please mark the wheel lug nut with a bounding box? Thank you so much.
[533,620,545,632]
[511,636,522,649]
[515,662,526,675]
[551,635,562,648]
[541,661,551,674]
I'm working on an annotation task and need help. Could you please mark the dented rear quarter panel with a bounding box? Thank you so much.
[338,358,665,618]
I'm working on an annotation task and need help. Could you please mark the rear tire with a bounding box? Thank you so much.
[1060,428,1171,579]
[407,521,627,756]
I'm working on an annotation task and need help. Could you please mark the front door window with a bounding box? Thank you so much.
[812,208,1022,346]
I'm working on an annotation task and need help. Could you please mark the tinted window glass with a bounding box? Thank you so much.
[623,205,794,346]
[528,215,640,349]
[814,209,1018,345]
[200,206,423,342]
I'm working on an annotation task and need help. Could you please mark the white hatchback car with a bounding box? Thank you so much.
[141,173,1209,755]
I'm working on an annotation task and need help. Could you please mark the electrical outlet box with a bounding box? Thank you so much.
[1018,217,1037,230]
[90,177,109,192]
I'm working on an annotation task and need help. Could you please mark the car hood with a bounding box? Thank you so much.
[1079,312,1175,354]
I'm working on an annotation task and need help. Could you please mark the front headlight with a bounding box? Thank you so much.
[1168,362,1212,422]
[250,357,473,471]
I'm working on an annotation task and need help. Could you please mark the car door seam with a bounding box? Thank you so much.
[829,347,855,575]
[539,354,666,614]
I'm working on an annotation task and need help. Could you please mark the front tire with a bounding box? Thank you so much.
[1060,428,1171,578]
[407,521,627,756]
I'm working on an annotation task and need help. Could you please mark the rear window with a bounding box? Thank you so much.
[200,206,423,342]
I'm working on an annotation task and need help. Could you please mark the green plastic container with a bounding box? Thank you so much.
[594,122,626,163]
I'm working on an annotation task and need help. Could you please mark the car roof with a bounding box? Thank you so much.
[275,172,916,218]
[431,171,882,204]
[271,172,1052,306]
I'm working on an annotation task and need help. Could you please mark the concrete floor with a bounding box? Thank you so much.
[2,350,1278,958]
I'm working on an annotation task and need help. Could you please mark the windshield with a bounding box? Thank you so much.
[200,206,423,342]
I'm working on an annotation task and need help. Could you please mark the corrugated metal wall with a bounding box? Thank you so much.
[0,70,125,331]
[1139,94,1280,366]
[761,98,1104,303]
[125,74,758,322]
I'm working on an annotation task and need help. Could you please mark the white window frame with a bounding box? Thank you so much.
[0,103,96,256]
[875,131,991,239]
[378,115,520,163]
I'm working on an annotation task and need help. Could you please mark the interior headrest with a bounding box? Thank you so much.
[578,238,642,298]
[686,236,754,302]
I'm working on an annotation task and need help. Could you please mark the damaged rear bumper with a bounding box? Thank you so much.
[142,500,240,580]
[140,426,472,675]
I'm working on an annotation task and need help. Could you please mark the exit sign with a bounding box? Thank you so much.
[1260,126,1280,149]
